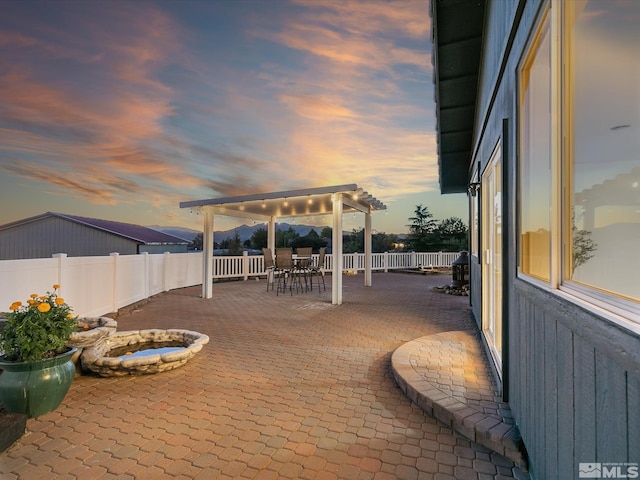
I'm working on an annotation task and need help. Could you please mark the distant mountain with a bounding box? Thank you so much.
[147,226,200,242]
[214,223,328,242]
[149,223,330,243]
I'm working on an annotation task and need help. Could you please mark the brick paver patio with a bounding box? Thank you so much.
[1,272,528,479]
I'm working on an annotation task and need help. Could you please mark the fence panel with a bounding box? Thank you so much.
[115,254,147,310]
[166,252,202,290]
[0,258,58,311]
[65,255,114,317]
[147,254,165,296]
[247,255,264,278]
[0,250,459,317]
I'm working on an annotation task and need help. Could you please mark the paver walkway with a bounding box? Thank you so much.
[1,273,529,479]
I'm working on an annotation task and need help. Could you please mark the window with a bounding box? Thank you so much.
[518,1,640,322]
[564,1,640,303]
[518,10,551,282]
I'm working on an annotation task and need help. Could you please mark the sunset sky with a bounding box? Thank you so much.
[0,0,466,234]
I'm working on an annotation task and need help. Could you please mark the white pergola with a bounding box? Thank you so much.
[180,184,387,305]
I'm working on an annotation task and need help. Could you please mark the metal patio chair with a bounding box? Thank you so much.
[309,247,326,292]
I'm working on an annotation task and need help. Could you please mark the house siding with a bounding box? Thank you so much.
[469,0,640,478]
[509,281,640,478]
[0,216,138,259]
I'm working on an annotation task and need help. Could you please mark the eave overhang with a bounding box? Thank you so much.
[430,0,485,194]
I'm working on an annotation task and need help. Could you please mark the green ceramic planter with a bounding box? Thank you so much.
[0,347,77,418]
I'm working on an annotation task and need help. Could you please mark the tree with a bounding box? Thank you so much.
[436,217,468,250]
[406,204,438,251]
[320,226,332,239]
[289,229,328,251]
[344,228,363,253]
[250,228,268,250]
[191,233,203,250]
[276,227,299,247]
[222,231,242,255]
[335,228,397,253]
[572,210,597,270]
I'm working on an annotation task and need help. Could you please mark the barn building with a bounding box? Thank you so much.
[0,212,189,260]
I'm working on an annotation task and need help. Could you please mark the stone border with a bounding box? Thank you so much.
[81,329,209,377]
[69,317,118,348]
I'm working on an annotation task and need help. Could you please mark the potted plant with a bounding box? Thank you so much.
[0,285,77,418]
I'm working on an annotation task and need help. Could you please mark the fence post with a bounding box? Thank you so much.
[243,251,249,281]
[438,251,443,267]
[142,252,149,300]
[52,253,68,295]
[163,252,171,292]
[384,251,388,273]
[110,252,119,313]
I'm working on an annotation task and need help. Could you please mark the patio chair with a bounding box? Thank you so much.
[309,247,326,292]
[263,248,278,291]
[275,247,297,295]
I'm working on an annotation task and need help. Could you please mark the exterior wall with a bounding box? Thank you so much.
[470,1,640,478]
[139,244,188,254]
[0,216,138,259]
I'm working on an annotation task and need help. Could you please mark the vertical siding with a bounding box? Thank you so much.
[556,323,575,480]
[0,216,137,259]
[543,315,558,479]
[573,333,596,465]
[628,377,640,460]
[511,282,640,478]
[595,353,629,463]
[476,1,520,126]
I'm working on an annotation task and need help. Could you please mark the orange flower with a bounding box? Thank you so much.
[37,303,51,313]
[55,297,65,305]
[67,314,74,318]
[30,293,38,298]
[39,296,47,301]
[27,299,36,305]
[53,284,61,290]
[9,301,22,311]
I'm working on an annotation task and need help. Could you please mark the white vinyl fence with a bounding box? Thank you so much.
[0,251,458,317]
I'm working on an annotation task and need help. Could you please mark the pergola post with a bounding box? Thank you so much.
[364,209,372,287]
[268,217,276,252]
[202,207,214,299]
[332,193,343,305]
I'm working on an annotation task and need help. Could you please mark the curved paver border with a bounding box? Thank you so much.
[391,331,528,470]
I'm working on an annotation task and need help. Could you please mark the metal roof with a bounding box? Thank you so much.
[431,0,486,194]
[180,184,386,220]
[0,212,189,245]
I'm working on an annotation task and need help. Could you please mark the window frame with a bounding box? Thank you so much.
[516,3,553,285]
[516,0,640,329]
